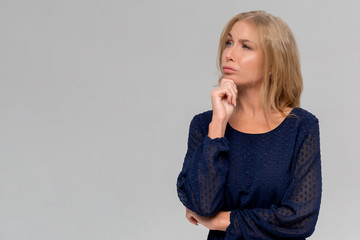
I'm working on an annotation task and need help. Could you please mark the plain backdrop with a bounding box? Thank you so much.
[1,0,359,239]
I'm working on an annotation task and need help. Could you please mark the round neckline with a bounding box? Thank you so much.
[227,107,297,136]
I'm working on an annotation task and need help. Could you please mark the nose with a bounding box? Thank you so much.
[224,47,235,62]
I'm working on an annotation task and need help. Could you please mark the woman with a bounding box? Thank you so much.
[176,11,322,240]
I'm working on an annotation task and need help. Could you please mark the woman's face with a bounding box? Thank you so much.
[221,21,265,87]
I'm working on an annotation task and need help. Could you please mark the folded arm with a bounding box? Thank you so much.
[177,114,230,216]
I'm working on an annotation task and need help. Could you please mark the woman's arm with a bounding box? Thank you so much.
[176,113,230,216]
[185,207,231,231]
[177,78,237,216]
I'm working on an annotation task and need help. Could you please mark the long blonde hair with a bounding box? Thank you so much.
[217,11,302,120]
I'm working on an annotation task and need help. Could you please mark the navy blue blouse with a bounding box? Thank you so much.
[176,107,322,240]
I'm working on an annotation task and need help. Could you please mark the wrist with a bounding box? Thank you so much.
[216,211,231,231]
[208,120,227,139]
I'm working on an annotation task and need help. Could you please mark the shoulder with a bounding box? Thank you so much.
[191,109,213,125]
[291,107,320,137]
[189,109,213,133]
[292,107,319,124]
[192,109,213,122]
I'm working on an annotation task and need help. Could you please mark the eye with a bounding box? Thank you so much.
[242,44,250,50]
[225,40,233,47]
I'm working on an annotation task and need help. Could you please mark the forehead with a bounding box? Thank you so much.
[228,21,259,42]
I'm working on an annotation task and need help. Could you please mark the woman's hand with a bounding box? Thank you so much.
[185,207,214,229]
[185,207,199,226]
[185,207,231,231]
[211,78,238,123]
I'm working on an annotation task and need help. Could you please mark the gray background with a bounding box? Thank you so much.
[1,0,359,239]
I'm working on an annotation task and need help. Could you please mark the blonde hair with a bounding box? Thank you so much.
[217,10,302,120]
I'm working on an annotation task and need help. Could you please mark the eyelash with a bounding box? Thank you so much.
[225,40,250,49]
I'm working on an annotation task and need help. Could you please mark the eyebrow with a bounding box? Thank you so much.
[227,33,255,44]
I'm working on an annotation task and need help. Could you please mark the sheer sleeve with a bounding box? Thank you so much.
[225,120,322,240]
[176,114,230,216]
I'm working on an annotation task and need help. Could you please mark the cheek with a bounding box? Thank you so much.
[242,54,264,70]
[221,51,227,64]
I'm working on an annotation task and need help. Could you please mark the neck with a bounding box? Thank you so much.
[234,86,265,118]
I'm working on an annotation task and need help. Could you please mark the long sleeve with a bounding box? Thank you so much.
[225,119,322,240]
[177,113,230,216]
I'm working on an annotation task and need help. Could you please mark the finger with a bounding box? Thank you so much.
[220,78,230,87]
[214,86,235,106]
[223,80,236,93]
[186,211,199,225]
[218,86,233,104]
[212,87,229,100]
[187,216,198,225]
[220,78,231,87]
[220,78,235,87]
[228,85,237,106]
[219,86,232,105]
[227,90,232,105]
[220,84,233,104]
[227,81,238,105]
[219,78,226,86]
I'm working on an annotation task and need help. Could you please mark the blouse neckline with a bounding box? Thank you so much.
[227,107,298,136]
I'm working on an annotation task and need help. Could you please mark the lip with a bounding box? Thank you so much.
[222,66,237,73]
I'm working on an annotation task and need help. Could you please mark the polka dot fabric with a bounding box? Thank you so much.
[176,107,322,240]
